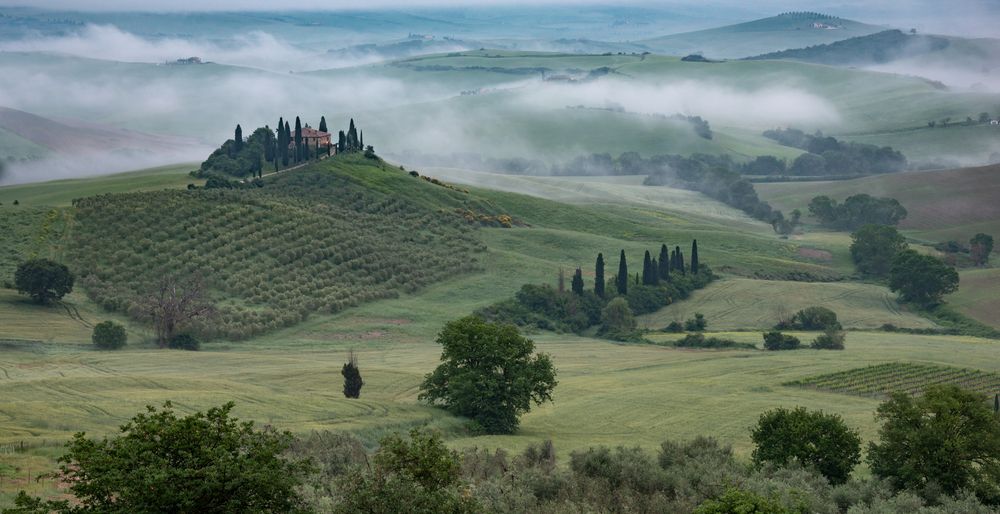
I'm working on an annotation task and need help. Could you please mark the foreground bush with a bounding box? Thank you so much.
[752,406,861,485]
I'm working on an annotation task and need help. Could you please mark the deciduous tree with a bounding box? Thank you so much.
[751,406,861,485]
[14,258,74,305]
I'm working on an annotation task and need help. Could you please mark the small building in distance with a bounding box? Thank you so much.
[300,127,332,148]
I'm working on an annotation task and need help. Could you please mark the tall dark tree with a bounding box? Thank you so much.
[691,239,700,274]
[276,117,285,165]
[616,250,628,295]
[595,253,606,298]
[360,130,364,149]
[338,130,346,154]
[571,268,584,295]
[675,246,686,275]
[294,117,303,162]
[658,244,670,281]
[283,121,291,166]
[347,118,359,152]
[970,233,994,266]
[342,350,363,398]
[262,125,274,163]
[642,250,654,285]
[650,258,659,284]
[233,124,243,153]
[319,115,328,133]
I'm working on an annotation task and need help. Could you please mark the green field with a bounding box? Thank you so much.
[0,163,200,207]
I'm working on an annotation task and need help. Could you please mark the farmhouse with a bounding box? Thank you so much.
[301,127,332,148]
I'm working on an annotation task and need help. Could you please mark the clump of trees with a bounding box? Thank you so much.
[889,249,960,306]
[419,316,557,434]
[477,243,713,342]
[91,320,126,350]
[762,331,801,350]
[764,128,908,175]
[776,306,841,331]
[14,258,74,305]
[850,224,908,276]
[809,194,908,230]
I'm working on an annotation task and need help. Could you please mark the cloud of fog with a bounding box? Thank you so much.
[0,24,366,71]
[0,146,212,186]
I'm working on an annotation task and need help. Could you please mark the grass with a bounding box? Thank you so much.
[947,268,1000,329]
[786,362,1000,398]
[635,278,937,331]
[0,163,200,207]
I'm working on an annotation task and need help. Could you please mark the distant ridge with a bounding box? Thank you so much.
[639,12,885,59]
[745,30,951,65]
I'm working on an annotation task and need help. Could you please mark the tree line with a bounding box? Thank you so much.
[763,128,908,176]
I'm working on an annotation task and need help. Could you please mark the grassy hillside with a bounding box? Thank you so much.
[757,163,1000,243]
[949,268,1000,329]
[640,12,885,59]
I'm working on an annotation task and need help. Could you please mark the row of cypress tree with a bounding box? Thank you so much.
[578,240,701,298]
[228,116,368,175]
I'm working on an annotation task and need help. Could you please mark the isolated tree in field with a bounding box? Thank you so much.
[691,239,700,274]
[233,124,243,153]
[342,350,363,398]
[658,244,670,281]
[850,224,908,276]
[869,385,1000,503]
[970,233,994,266]
[751,406,861,485]
[319,115,327,133]
[571,268,584,295]
[14,258,74,305]
[888,249,959,306]
[785,306,841,330]
[419,316,556,434]
[594,253,605,298]
[8,402,311,513]
[616,250,628,295]
[600,297,637,338]
[92,320,126,350]
[135,274,216,348]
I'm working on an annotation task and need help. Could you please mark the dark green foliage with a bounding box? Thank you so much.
[642,250,657,285]
[811,329,846,350]
[342,351,363,399]
[742,155,787,175]
[691,240,699,274]
[684,313,707,332]
[476,284,603,334]
[333,429,477,514]
[762,331,801,351]
[748,30,950,66]
[675,246,685,274]
[14,258,73,304]
[869,385,1000,504]
[294,116,302,162]
[752,406,861,485]
[664,321,685,333]
[419,316,556,434]
[233,124,243,153]
[764,128,907,175]
[970,233,994,266]
[69,165,481,340]
[319,116,327,133]
[675,333,755,350]
[571,268,584,295]
[889,249,959,306]
[850,224,908,276]
[809,194,908,230]
[201,125,275,178]
[91,320,126,350]
[779,306,841,331]
[616,249,629,295]
[658,244,670,281]
[595,253,605,298]
[8,402,311,513]
[167,333,199,351]
[694,487,792,514]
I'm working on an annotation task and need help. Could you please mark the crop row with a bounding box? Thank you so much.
[786,362,1000,398]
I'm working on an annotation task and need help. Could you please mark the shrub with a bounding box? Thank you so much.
[684,313,708,331]
[675,333,756,350]
[600,297,639,340]
[167,333,200,351]
[762,331,801,351]
[694,487,791,514]
[811,329,846,350]
[786,306,841,331]
[92,321,127,350]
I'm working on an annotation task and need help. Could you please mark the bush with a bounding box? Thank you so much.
[14,258,74,305]
[785,306,841,331]
[684,313,707,331]
[762,331,801,351]
[92,321,127,350]
[664,321,685,333]
[694,487,791,514]
[167,333,200,351]
[600,297,639,340]
[811,329,846,350]
[675,333,756,350]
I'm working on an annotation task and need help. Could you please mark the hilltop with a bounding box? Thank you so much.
[640,12,885,59]
[746,30,951,65]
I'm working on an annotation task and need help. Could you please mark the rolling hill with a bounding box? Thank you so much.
[640,12,886,59]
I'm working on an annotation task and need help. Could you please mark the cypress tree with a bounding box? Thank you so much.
[294,117,303,162]
[658,244,670,281]
[650,258,659,284]
[342,351,363,398]
[691,239,700,274]
[676,246,686,275]
[319,115,327,133]
[616,250,628,295]
[635,273,639,285]
[348,118,358,151]
[360,130,364,149]
[276,118,284,165]
[338,130,346,154]
[595,253,606,298]
[642,250,653,285]
[571,268,584,295]
[283,122,291,166]
[995,393,999,414]
[557,268,565,293]
[234,124,243,153]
